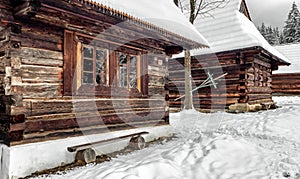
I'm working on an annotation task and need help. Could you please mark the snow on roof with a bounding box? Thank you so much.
[90,0,209,48]
[273,43,300,74]
[173,0,289,64]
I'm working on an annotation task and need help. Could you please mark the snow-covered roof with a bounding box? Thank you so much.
[89,0,209,48]
[273,43,300,74]
[174,0,289,64]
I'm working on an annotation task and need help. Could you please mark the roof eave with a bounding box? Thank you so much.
[258,47,291,66]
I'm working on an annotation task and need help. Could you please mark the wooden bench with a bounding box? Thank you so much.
[67,131,149,163]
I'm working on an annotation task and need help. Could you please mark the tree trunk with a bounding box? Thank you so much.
[184,50,193,110]
[174,0,179,7]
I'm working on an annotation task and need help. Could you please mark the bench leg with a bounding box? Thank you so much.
[129,136,146,150]
[75,148,96,164]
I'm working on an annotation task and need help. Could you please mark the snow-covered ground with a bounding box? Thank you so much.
[32,96,300,179]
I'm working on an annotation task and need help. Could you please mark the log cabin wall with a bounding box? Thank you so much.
[0,0,14,145]
[169,52,240,112]
[147,54,169,122]
[169,49,275,112]
[244,54,273,106]
[2,0,171,146]
[272,73,300,94]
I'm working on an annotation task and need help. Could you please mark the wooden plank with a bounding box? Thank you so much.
[63,30,75,95]
[141,55,149,95]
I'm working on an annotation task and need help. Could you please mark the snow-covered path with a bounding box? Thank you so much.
[33,97,300,179]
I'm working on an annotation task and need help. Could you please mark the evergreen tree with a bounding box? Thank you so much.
[260,23,266,37]
[265,26,274,44]
[283,2,300,43]
[279,33,285,44]
[296,14,300,42]
[257,23,282,45]
[273,27,280,45]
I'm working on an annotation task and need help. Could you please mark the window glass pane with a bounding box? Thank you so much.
[129,56,137,88]
[96,49,106,60]
[83,59,93,71]
[83,47,93,58]
[96,61,105,85]
[120,66,128,87]
[83,72,93,84]
[120,54,127,64]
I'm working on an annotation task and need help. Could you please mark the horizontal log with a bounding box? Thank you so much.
[169,84,239,93]
[23,98,166,116]
[247,94,272,101]
[10,47,63,60]
[272,73,300,78]
[13,83,62,98]
[149,75,165,86]
[246,86,272,94]
[272,80,300,85]
[169,93,240,98]
[248,99,273,105]
[170,97,239,105]
[253,58,271,68]
[19,65,62,75]
[10,122,26,132]
[170,103,232,110]
[272,84,300,89]
[272,89,300,93]
[21,56,63,67]
[11,35,62,51]
[148,86,166,96]
[24,109,166,133]
[22,76,63,83]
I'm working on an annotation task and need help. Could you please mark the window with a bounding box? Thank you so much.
[118,53,138,89]
[63,30,148,96]
[81,45,108,86]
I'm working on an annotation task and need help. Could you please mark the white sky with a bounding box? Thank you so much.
[246,0,300,29]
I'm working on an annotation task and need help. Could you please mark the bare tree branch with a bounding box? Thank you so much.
[176,0,229,24]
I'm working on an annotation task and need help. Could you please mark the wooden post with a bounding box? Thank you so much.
[184,50,193,110]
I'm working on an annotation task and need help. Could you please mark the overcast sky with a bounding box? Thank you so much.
[246,0,300,29]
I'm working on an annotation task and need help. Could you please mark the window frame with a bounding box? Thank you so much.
[80,44,109,86]
[117,52,140,89]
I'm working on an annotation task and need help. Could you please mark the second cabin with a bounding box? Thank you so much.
[169,0,290,112]
[272,43,300,95]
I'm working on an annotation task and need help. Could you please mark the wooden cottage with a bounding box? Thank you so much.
[0,0,208,177]
[272,43,300,95]
[169,0,290,112]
